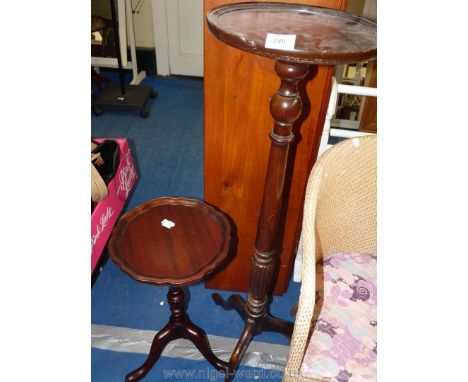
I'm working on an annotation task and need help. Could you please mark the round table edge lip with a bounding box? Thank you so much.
[108,196,232,287]
[205,2,377,65]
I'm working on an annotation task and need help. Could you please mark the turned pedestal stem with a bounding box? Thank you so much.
[246,61,309,321]
[218,60,310,381]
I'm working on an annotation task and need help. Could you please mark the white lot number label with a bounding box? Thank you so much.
[265,33,296,51]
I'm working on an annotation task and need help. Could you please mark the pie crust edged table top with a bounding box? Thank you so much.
[108,197,231,286]
[206,2,377,65]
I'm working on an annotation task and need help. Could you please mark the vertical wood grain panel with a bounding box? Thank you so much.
[359,60,377,133]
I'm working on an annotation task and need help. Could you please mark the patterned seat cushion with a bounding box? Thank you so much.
[300,252,377,382]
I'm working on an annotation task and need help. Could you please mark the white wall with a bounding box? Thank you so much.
[131,0,155,48]
[347,0,377,21]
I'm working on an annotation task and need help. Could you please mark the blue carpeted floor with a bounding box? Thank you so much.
[91,71,300,381]
[92,74,205,206]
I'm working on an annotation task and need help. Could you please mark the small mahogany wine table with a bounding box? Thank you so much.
[108,197,231,381]
[206,2,377,381]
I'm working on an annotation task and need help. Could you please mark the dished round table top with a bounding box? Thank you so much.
[108,197,231,286]
[206,2,377,65]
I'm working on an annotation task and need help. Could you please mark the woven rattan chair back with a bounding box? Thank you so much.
[284,135,376,382]
[315,135,376,258]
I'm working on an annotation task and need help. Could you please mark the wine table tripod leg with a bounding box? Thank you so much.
[126,287,229,381]
[212,61,310,381]
[125,323,175,382]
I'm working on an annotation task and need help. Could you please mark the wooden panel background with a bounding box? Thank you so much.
[359,60,378,133]
[204,0,348,294]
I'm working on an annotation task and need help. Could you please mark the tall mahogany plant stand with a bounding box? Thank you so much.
[206,3,377,380]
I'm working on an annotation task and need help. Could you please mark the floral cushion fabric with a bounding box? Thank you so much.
[300,252,377,382]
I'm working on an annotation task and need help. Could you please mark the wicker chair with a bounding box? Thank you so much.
[284,135,377,382]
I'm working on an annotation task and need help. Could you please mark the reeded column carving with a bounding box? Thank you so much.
[246,61,309,321]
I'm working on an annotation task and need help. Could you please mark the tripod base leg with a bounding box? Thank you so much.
[213,293,295,381]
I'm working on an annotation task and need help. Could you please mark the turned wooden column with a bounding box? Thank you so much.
[247,61,309,321]
[168,287,187,325]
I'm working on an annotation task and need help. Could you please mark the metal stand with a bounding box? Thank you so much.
[92,0,157,118]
